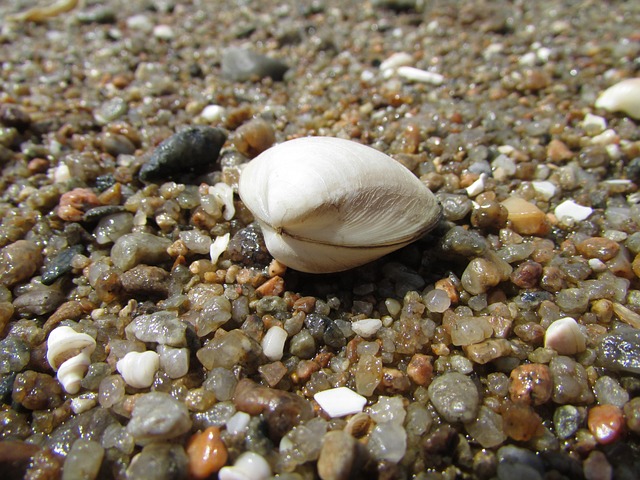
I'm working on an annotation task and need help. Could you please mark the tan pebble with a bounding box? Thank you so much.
[508,363,552,406]
[588,405,625,445]
[576,237,620,261]
[633,253,640,279]
[268,259,287,277]
[502,402,543,441]
[463,339,512,364]
[255,275,285,297]
[57,188,101,222]
[591,298,613,323]
[461,258,502,295]
[186,426,228,479]
[613,302,640,329]
[233,118,276,158]
[434,277,459,304]
[293,296,316,313]
[407,353,434,387]
[501,196,550,236]
[547,139,573,162]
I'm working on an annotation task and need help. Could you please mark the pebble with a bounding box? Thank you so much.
[0,337,30,374]
[13,284,65,317]
[0,240,43,287]
[509,363,552,406]
[595,78,640,120]
[423,288,451,313]
[227,224,271,267]
[200,105,226,123]
[317,430,358,480]
[510,260,543,288]
[544,317,587,355]
[583,450,613,480]
[158,345,189,379]
[554,200,593,223]
[596,329,640,373]
[126,391,192,445]
[116,351,160,389]
[186,426,228,479]
[463,338,512,364]
[587,404,625,444]
[139,127,227,182]
[502,402,543,441]
[553,405,583,439]
[12,371,63,410]
[125,310,186,346]
[126,443,189,480]
[62,439,104,480]
[464,405,506,448]
[576,237,620,261]
[218,451,272,480]
[531,181,557,201]
[314,387,367,418]
[41,245,84,286]
[351,318,382,338]
[261,325,287,361]
[221,47,289,82]
[111,233,172,271]
[461,257,502,295]
[120,264,169,297]
[203,368,237,402]
[233,118,276,158]
[449,315,493,346]
[427,371,479,423]
[593,376,629,408]
[496,445,544,480]
[501,196,549,235]
[197,329,262,370]
[549,356,594,404]
[355,353,382,396]
[440,226,488,257]
[396,66,444,85]
[368,421,407,462]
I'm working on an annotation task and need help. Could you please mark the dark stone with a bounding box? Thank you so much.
[82,205,126,223]
[323,321,346,349]
[139,127,227,182]
[227,223,271,266]
[120,264,170,298]
[625,157,640,182]
[41,245,84,286]
[0,105,31,132]
[304,313,331,341]
[596,328,640,374]
[440,226,488,257]
[221,47,289,82]
[0,373,16,404]
[95,174,117,192]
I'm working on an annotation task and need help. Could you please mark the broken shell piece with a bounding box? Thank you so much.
[218,451,272,480]
[544,317,586,355]
[56,350,91,394]
[210,233,230,265]
[595,78,640,120]
[47,325,96,371]
[314,387,367,418]
[116,351,160,389]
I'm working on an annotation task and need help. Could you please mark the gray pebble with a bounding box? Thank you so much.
[139,126,227,182]
[436,193,473,222]
[496,445,544,480]
[596,328,640,374]
[126,391,192,445]
[62,439,104,480]
[12,286,65,316]
[427,371,479,423]
[126,443,188,480]
[228,223,271,267]
[41,244,83,286]
[221,47,289,82]
[0,337,30,374]
[125,310,186,347]
[94,97,128,125]
[594,376,629,407]
[111,233,172,271]
[441,226,488,257]
[0,240,43,288]
[553,405,583,440]
[289,329,316,359]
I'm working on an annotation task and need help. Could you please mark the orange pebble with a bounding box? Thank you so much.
[186,426,228,479]
[588,404,625,445]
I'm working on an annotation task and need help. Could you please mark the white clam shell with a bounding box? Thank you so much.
[116,350,160,389]
[47,325,96,371]
[56,350,91,394]
[595,78,640,120]
[238,136,441,273]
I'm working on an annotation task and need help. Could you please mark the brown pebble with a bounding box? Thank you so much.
[540,266,567,292]
[407,353,434,387]
[0,240,43,288]
[24,447,63,480]
[633,253,640,279]
[510,260,543,288]
[463,339,512,364]
[268,259,287,277]
[186,426,228,479]
[379,368,411,394]
[588,404,625,445]
[502,402,543,441]
[623,397,640,434]
[471,200,508,231]
[576,237,620,261]
[293,296,316,314]
[513,322,545,345]
[461,258,502,295]
[317,430,358,480]
[120,264,170,297]
[501,196,550,236]
[57,188,101,221]
[255,275,285,297]
[0,301,15,332]
[547,139,574,162]
[258,361,288,387]
[508,363,552,406]
[43,299,94,334]
[233,118,276,158]
[12,371,63,410]
[27,158,50,174]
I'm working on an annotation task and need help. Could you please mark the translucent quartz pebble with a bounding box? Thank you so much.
[62,439,105,480]
[367,396,406,425]
[351,318,382,338]
[314,387,367,418]
[367,422,407,462]
[126,391,192,445]
[158,345,189,379]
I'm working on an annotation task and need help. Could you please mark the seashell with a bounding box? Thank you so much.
[544,317,586,355]
[218,451,272,480]
[116,350,160,389]
[595,78,640,120]
[47,325,96,371]
[56,350,91,394]
[238,136,441,273]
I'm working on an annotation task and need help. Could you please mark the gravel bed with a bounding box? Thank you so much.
[0,0,639,479]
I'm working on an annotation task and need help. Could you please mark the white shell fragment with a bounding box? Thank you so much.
[218,451,272,480]
[595,78,640,120]
[531,181,557,201]
[261,325,288,361]
[351,318,383,338]
[209,183,235,221]
[314,386,367,418]
[116,351,160,389]
[210,233,230,265]
[544,317,586,355]
[238,137,442,273]
[554,200,593,223]
[396,66,445,85]
[47,326,97,394]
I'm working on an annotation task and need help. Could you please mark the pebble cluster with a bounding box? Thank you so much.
[0,0,639,479]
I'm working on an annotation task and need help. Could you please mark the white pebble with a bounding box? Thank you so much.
[544,317,586,355]
[153,24,174,40]
[379,52,413,72]
[218,451,272,480]
[116,351,160,389]
[53,163,71,183]
[200,104,226,123]
[465,173,486,197]
[531,180,557,201]
[554,200,593,222]
[71,393,98,414]
[226,411,251,435]
[595,78,640,120]
[588,258,607,272]
[424,288,451,313]
[351,318,383,338]
[314,387,367,418]
[396,66,444,85]
[581,113,607,134]
[591,128,618,146]
[261,325,288,361]
[210,233,230,265]
[126,14,153,33]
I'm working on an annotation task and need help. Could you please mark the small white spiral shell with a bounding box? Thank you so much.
[56,350,91,394]
[47,326,97,394]
[116,350,160,389]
